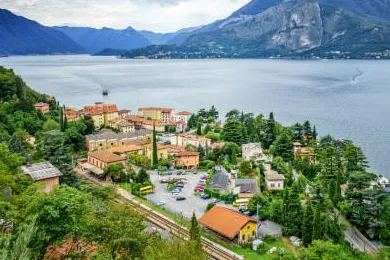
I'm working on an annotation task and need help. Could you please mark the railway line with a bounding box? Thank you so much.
[78,170,244,260]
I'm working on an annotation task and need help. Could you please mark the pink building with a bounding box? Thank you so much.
[34,102,50,113]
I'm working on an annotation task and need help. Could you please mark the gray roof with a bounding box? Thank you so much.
[209,172,229,189]
[22,162,62,181]
[235,178,257,186]
[235,178,259,193]
[87,129,152,141]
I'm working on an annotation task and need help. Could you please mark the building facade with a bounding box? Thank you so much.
[174,111,192,124]
[34,102,50,114]
[175,151,199,169]
[88,150,127,169]
[22,162,62,192]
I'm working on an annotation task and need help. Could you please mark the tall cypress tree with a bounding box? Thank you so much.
[196,122,202,136]
[283,183,303,237]
[152,125,158,167]
[231,149,238,165]
[263,112,276,149]
[190,212,202,250]
[59,106,64,132]
[334,169,342,205]
[302,204,314,246]
[312,126,318,140]
[312,203,322,241]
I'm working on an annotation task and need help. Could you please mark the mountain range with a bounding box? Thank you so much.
[1,0,390,58]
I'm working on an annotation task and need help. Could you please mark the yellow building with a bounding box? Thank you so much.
[199,205,257,244]
[143,144,168,164]
[91,113,105,127]
[82,103,119,127]
[138,107,173,123]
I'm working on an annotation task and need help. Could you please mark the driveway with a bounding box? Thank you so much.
[146,170,235,220]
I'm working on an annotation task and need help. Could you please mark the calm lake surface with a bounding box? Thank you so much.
[1,55,389,177]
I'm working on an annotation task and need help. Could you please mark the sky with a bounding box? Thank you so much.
[1,0,250,32]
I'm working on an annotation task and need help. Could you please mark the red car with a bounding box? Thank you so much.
[201,176,208,180]
[194,187,204,192]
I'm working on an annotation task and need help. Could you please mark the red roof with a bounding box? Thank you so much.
[198,206,256,240]
[34,102,49,107]
[177,111,191,116]
[176,151,199,157]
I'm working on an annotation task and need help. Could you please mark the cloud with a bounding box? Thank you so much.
[1,0,250,32]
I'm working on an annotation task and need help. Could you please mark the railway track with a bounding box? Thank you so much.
[78,170,244,260]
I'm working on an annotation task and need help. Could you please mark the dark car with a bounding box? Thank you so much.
[243,211,254,216]
[201,194,211,200]
[176,196,186,201]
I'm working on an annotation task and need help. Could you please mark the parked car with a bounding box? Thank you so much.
[157,200,166,206]
[200,176,208,180]
[176,196,186,201]
[194,188,204,192]
[181,171,187,175]
[193,171,198,174]
[171,193,179,197]
[201,194,211,200]
[238,205,248,212]
[243,211,254,216]
[212,198,221,203]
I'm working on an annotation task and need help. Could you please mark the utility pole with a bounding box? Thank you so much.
[256,204,260,238]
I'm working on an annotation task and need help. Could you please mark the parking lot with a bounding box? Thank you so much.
[146,170,234,219]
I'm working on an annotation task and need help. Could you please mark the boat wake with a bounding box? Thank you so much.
[350,69,363,85]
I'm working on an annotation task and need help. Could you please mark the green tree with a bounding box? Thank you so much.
[283,183,303,237]
[312,125,318,140]
[81,115,96,134]
[196,122,202,136]
[8,133,24,154]
[270,131,293,161]
[190,212,202,250]
[225,109,240,120]
[262,112,276,149]
[42,119,60,132]
[312,203,322,241]
[136,168,149,184]
[209,105,219,120]
[187,114,197,129]
[197,144,205,160]
[231,149,237,165]
[222,119,243,145]
[342,140,369,173]
[302,204,314,246]
[39,130,80,187]
[104,163,124,183]
[152,125,158,167]
[239,161,252,175]
[303,120,312,137]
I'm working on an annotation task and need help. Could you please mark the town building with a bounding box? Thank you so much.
[88,150,127,169]
[174,151,199,169]
[64,107,80,122]
[118,109,131,118]
[143,144,168,164]
[159,133,177,144]
[293,142,302,153]
[177,134,211,148]
[242,143,265,161]
[174,111,192,124]
[209,171,229,192]
[264,165,285,190]
[294,147,317,164]
[82,102,119,127]
[233,178,260,199]
[34,102,50,114]
[199,206,257,244]
[22,162,62,192]
[141,120,165,132]
[138,107,175,123]
[117,121,135,133]
[85,129,152,151]
[124,115,145,130]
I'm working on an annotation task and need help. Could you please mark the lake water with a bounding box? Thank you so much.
[0,55,389,177]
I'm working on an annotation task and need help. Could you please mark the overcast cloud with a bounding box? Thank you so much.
[1,0,250,32]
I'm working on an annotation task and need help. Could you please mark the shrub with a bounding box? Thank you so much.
[206,203,216,212]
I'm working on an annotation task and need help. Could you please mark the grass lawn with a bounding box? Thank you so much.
[119,183,132,191]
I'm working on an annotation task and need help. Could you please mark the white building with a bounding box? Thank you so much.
[174,111,192,124]
[242,143,265,161]
[264,165,285,190]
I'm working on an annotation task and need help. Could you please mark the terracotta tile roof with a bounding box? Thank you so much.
[125,115,145,123]
[119,109,131,113]
[108,144,144,154]
[103,104,118,113]
[177,111,191,116]
[198,206,256,240]
[143,120,163,127]
[117,121,134,127]
[176,151,199,157]
[88,151,126,163]
[34,102,49,107]
[142,143,167,150]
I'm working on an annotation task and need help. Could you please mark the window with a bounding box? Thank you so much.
[252,231,255,236]
[247,226,250,230]
[278,183,281,187]
[242,234,245,241]
[271,183,275,187]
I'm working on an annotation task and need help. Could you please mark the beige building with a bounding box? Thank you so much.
[174,111,192,124]
[264,165,285,190]
[82,102,119,127]
[177,134,211,148]
[117,121,135,133]
[175,151,199,169]
[143,144,168,164]
[88,150,127,169]
[22,162,62,192]
[138,107,174,123]
[85,129,152,151]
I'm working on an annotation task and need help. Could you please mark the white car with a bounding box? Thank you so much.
[171,193,179,197]
[157,200,166,206]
